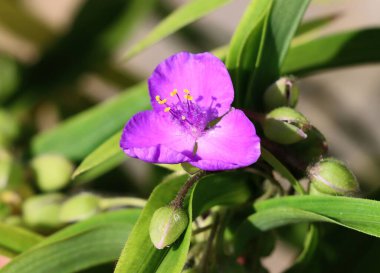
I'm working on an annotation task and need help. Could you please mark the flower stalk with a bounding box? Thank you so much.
[171,170,208,209]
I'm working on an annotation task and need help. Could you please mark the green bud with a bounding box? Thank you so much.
[264,77,299,111]
[4,215,22,226]
[31,154,73,192]
[59,193,100,223]
[149,206,188,249]
[263,107,310,145]
[0,150,13,190]
[0,109,19,147]
[0,149,25,190]
[307,158,359,196]
[0,55,20,103]
[23,193,64,230]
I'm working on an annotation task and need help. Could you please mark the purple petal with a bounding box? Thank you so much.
[148,52,234,116]
[190,109,261,171]
[120,110,195,164]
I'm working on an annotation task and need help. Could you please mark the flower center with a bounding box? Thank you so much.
[156,89,218,138]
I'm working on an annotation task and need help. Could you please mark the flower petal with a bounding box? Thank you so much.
[148,52,234,116]
[120,110,195,164]
[190,109,261,171]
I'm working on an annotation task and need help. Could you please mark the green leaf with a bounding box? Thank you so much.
[237,195,380,250]
[32,83,150,160]
[72,131,125,182]
[282,28,380,75]
[0,223,43,253]
[1,210,140,273]
[255,195,380,237]
[115,172,250,273]
[295,13,338,38]
[246,0,311,108]
[226,0,273,105]
[123,0,231,60]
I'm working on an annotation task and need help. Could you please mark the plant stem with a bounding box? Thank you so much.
[171,170,208,209]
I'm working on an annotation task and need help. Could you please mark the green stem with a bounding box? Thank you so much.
[261,147,305,195]
[171,170,208,209]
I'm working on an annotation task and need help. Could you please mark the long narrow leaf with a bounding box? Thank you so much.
[123,0,231,60]
[32,83,149,160]
[282,28,380,75]
[1,210,140,273]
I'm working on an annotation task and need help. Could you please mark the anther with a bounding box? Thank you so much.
[184,94,193,101]
[170,89,178,96]
[184,89,190,94]
[164,107,171,112]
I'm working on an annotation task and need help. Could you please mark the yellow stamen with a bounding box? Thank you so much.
[181,115,186,120]
[170,89,178,96]
[155,95,167,104]
[183,89,190,94]
[158,98,167,104]
[164,107,171,112]
[184,94,193,101]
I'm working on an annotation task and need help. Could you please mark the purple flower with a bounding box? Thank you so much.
[120,52,260,171]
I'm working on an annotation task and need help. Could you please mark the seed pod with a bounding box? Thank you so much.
[263,107,310,145]
[307,158,359,196]
[59,193,101,223]
[22,193,64,230]
[149,206,188,249]
[264,77,299,110]
[31,154,73,192]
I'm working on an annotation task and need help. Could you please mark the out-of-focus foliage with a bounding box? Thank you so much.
[1,0,380,273]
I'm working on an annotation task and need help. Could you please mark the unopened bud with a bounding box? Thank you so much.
[264,77,299,111]
[0,109,19,147]
[59,193,100,223]
[0,55,20,103]
[263,107,310,144]
[31,154,73,192]
[149,206,188,249]
[307,158,359,196]
[22,193,64,230]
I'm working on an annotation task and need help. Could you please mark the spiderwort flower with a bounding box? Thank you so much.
[120,52,260,171]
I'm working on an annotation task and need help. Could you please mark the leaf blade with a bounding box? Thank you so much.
[123,0,232,60]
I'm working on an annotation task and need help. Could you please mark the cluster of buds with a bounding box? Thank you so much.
[262,77,359,197]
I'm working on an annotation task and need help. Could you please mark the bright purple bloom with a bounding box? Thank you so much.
[120,52,260,171]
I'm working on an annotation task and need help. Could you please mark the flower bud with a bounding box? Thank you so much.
[264,77,299,111]
[31,154,73,192]
[22,193,64,230]
[0,55,20,103]
[59,193,101,223]
[149,206,188,249]
[0,109,19,147]
[263,107,310,145]
[307,158,359,196]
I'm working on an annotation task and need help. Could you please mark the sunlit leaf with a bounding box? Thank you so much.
[115,172,250,273]
[283,28,380,75]
[1,210,140,273]
[123,0,232,60]
[32,83,149,160]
